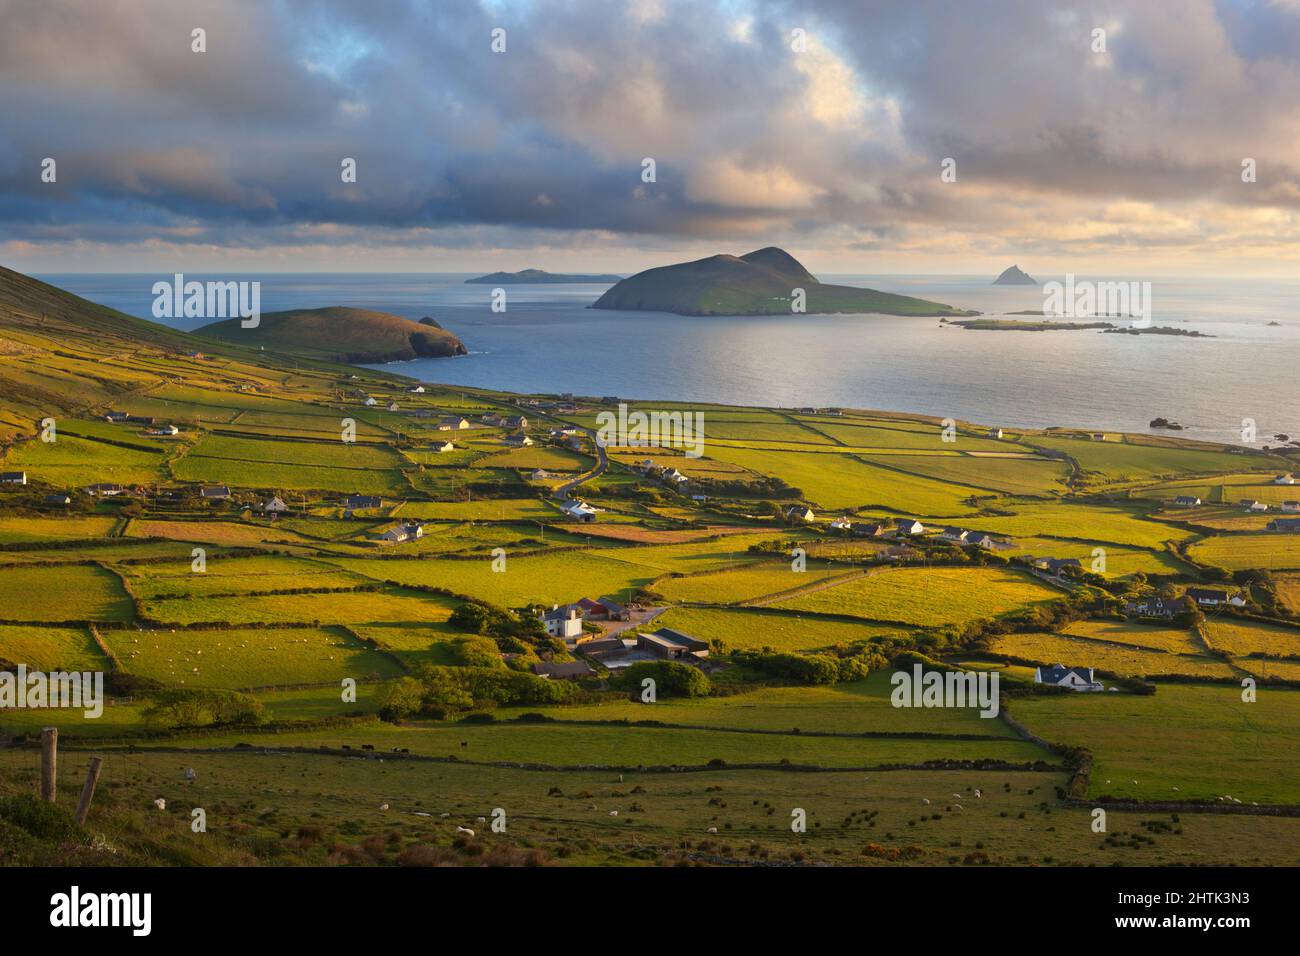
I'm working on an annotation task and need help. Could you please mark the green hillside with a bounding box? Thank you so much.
[199,306,467,363]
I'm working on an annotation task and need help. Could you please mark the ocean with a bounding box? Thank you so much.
[39,272,1300,445]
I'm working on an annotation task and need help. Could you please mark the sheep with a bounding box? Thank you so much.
[184,768,196,781]
[439,812,451,818]
[153,798,166,810]
[475,816,486,824]
[973,788,981,799]
[706,827,718,834]
[952,804,964,812]
[921,798,930,805]
[456,826,475,837]
[379,803,389,811]
[608,810,619,817]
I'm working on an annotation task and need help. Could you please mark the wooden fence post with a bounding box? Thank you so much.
[39,727,57,802]
[74,757,104,826]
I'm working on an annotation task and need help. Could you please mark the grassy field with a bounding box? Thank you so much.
[1059,619,1204,654]
[986,632,1235,679]
[0,564,134,622]
[1011,683,1300,803]
[0,625,111,671]
[654,561,853,604]
[652,607,907,653]
[1188,532,1300,570]
[1201,617,1300,657]
[773,566,1062,627]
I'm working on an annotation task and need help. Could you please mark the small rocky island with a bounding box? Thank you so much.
[466,269,622,284]
[993,265,1038,285]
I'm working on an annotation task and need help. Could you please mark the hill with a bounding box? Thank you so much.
[466,269,622,284]
[993,265,1038,285]
[591,247,972,316]
[198,307,467,363]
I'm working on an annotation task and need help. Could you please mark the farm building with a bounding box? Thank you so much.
[1173,495,1201,508]
[407,385,426,393]
[1274,473,1296,485]
[200,485,231,500]
[637,628,710,661]
[830,516,855,532]
[0,471,27,485]
[1033,557,1082,575]
[43,493,72,506]
[256,496,289,513]
[503,432,534,447]
[375,521,425,544]
[502,415,528,429]
[988,427,1003,439]
[85,483,124,497]
[342,494,383,510]
[438,416,470,430]
[1034,664,1104,691]
[364,397,378,406]
[937,527,970,542]
[531,661,594,680]
[144,424,180,436]
[1268,518,1300,532]
[853,523,888,538]
[1245,500,1269,512]
[433,441,455,453]
[1281,502,1300,514]
[785,505,815,523]
[894,518,925,536]
[577,597,629,621]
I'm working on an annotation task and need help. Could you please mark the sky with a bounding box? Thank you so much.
[2,0,1300,276]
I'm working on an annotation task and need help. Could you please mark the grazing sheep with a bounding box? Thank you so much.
[456,826,475,837]
[921,798,930,805]
[952,793,962,799]
[1172,786,1180,792]
[706,827,718,833]
[608,810,619,816]
[153,798,166,810]
[973,788,981,798]
[439,812,451,818]
[379,803,389,811]
[952,804,964,812]
[475,816,486,824]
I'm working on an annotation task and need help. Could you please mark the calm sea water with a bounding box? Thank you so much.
[40,272,1300,443]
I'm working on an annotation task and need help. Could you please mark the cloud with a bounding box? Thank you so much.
[1,0,1300,272]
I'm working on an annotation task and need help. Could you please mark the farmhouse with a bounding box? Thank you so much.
[386,401,400,412]
[785,505,815,523]
[853,523,887,538]
[1185,587,1244,607]
[376,521,425,544]
[0,471,27,485]
[85,483,124,497]
[1245,500,1269,512]
[43,493,72,506]
[438,416,470,430]
[342,494,383,510]
[576,637,628,657]
[103,411,129,423]
[531,661,594,680]
[988,427,1003,439]
[502,415,528,429]
[481,412,503,425]
[433,441,455,453]
[144,424,180,436]
[364,397,378,406]
[1268,518,1300,532]
[200,485,231,500]
[539,605,583,640]
[503,432,534,447]
[1173,495,1202,508]
[1125,597,1183,619]
[894,518,925,536]
[1282,501,1300,514]
[256,496,289,513]
[1034,664,1104,692]
[561,500,599,522]
[968,532,1014,551]
[937,527,970,542]
[530,469,553,480]
[1274,473,1296,485]
[407,385,426,393]
[1034,557,1082,575]
[637,627,710,661]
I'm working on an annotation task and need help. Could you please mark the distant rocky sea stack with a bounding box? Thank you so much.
[993,265,1039,286]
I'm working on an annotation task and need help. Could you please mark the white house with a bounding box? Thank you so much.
[1282,501,1300,514]
[894,518,925,536]
[539,605,584,640]
[407,385,426,393]
[257,496,289,513]
[438,416,470,430]
[364,397,378,406]
[1186,587,1239,607]
[1247,500,1269,512]
[937,527,969,543]
[145,424,180,436]
[386,401,400,412]
[433,441,455,453]
[530,469,553,480]
[785,505,816,523]
[1173,495,1201,508]
[988,427,1004,439]
[0,471,27,485]
[1034,664,1104,692]
[377,521,425,544]
[562,500,600,522]
[830,516,855,532]
[503,432,534,447]
[1274,473,1296,485]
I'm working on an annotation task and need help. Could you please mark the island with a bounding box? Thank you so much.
[466,269,622,284]
[591,246,975,317]
[1103,326,1214,338]
[993,265,1039,285]
[950,318,1115,331]
[198,306,467,363]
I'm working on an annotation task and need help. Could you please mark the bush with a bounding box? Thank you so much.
[141,689,267,729]
[0,795,84,842]
[613,661,711,698]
